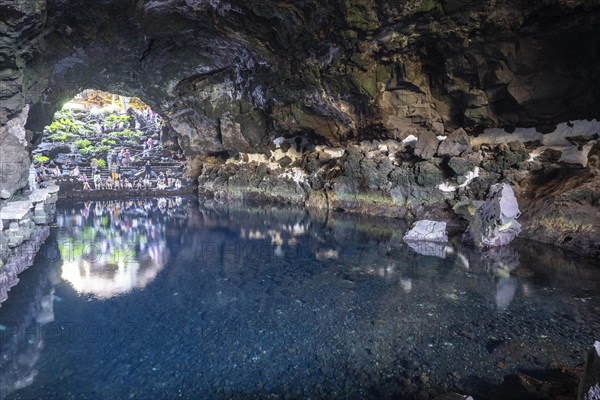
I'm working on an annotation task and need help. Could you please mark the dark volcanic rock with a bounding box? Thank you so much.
[1,0,600,256]
[579,342,600,400]
[437,129,471,157]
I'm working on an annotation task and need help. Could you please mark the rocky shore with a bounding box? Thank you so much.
[198,120,600,258]
[0,184,59,306]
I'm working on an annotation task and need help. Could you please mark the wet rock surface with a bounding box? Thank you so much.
[0,185,58,306]
[466,183,522,248]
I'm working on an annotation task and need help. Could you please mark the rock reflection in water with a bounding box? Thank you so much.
[56,198,185,299]
[0,239,61,400]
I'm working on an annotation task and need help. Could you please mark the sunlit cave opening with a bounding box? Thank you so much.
[30,90,190,196]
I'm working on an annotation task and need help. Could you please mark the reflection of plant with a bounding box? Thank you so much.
[33,155,50,164]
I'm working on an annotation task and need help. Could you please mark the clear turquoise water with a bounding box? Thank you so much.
[1,197,599,399]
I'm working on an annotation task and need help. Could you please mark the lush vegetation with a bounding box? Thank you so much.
[33,155,50,164]
[46,118,83,134]
[47,132,78,142]
[101,138,117,146]
[91,158,106,168]
[106,114,130,125]
[108,128,142,138]
[74,139,92,149]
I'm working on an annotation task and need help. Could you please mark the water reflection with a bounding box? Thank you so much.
[0,200,599,400]
[55,198,186,299]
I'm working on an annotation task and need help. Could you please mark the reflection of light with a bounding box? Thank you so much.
[268,230,283,245]
[400,278,412,293]
[61,246,166,299]
[315,249,338,260]
[248,230,265,239]
[35,291,55,324]
[495,278,517,311]
[274,245,284,258]
[457,252,470,269]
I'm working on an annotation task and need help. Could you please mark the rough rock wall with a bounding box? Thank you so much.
[1,0,600,254]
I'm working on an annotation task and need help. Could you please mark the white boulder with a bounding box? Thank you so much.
[403,220,448,243]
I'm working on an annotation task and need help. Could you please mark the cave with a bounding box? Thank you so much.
[31,89,189,195]
[1,1,600,399]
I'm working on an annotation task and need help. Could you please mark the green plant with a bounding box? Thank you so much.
[79,146,94,155]
[53,109,74,121]
[81,144,112,155]
[91,158,106,168]
[94,145,113,154]
[47,132,77,142]
[74,139,92,149]
[101,138,117,146]
[108,128,142,138]
[33,155,50,164]
[45,118,82,134]
[105,114,130,124]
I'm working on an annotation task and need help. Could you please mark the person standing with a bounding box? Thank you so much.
[110,162,119,181]
[165,169,173,187]
[123,148,131,165]
[91,158,99,176]
[107,150,115,170]
[93,172,102,190]
[144,161,152,180]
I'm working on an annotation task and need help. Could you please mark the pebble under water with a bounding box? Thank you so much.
[1,197,599,400]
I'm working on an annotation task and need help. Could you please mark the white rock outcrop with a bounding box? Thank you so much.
[467,183,522,247]
[403,220,448,243]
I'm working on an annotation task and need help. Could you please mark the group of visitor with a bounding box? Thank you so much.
[77,161,182,192]
[32,161,183,192]
[81,172,183,191]
[106,149,132,169]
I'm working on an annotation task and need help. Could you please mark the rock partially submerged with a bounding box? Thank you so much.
[403,220,448,243]
[578,341,600,400]
[467,183,522,247]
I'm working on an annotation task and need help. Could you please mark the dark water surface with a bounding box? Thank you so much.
[1,197,599,400]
